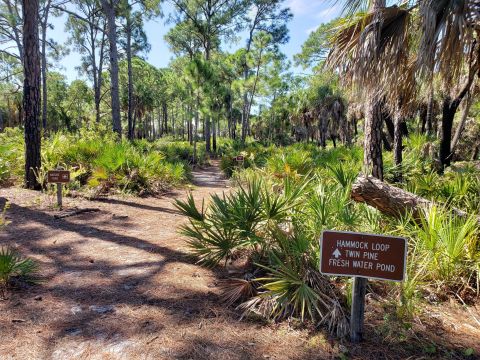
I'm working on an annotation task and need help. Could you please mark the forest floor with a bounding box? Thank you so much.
[0,161,479,360]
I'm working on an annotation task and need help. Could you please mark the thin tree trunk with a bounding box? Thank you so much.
[126,9,134,140]
[212,113,217,153]
[163,102,168,135]
[393,112,403,182]
[95,23,106,123]
[450,92,472,156]
[22,0,42,190]
[205,117,211,153]
[40,0,51,133]
[193,91,199,163]
[101,0,122,137]
[245,48,263,139]
[6,0,24,59]
[426,87,434,135]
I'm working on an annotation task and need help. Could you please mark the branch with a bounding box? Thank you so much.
[51,4,105,33]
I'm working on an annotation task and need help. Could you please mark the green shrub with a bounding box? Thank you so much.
[0,127,192,196]
[0,128,24,185]
[195,139,480,335]
[0,247,39,298]
[176,174,349,336]
[0,202,9,230]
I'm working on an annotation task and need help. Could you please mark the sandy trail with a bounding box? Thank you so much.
[0,163,328,360]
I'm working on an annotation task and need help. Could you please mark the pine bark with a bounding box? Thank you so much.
[22,0,42,190]
[40,0,51,132]
[101,0,122,137]
[126,10,134,140]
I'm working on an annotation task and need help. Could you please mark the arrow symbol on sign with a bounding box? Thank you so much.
[332,248,341,258]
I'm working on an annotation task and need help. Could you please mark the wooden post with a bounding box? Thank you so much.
[350,276,367,343]
[56,183,62,209]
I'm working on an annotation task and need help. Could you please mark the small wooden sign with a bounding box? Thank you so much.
[47,170,70,184]
[320,230,407,281]
[235,155,245,162]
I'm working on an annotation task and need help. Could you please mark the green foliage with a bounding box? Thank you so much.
[0,128,24,185]
[177,172,350,336]
[0,247,39,298]
[179,138,480,336]
[409,206,479,288]
[0,202,9,230]
[0,126,192,196]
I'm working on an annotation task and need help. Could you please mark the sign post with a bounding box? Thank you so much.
[47,170,70,209]
[235,155,245,167]
[320,230,407,342]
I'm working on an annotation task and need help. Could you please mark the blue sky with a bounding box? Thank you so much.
[52,0,341,83]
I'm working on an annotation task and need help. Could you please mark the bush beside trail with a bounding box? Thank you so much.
[0,126,207,196]
[177,137,480,337]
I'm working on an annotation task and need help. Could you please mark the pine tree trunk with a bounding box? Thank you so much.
[164,102,168,134]
[205,117,211,153]
[193,92,199,163]
[95,24,106,123]
[126,11,134,140]
[101,0,122,137]
[23,0,42,190]
[40,0,50,133]
[212,115,217,153]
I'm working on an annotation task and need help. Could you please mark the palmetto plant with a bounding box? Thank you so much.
[327,161,358,188]
[410,205,479,290]
[0,247,39,299]
[177,173,351,336]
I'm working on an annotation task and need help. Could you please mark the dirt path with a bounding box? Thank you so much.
[0,163,330,360]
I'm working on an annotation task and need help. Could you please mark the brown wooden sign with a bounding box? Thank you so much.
[235,155,244,162]
[47,170,70,184]
[320,230,407,281]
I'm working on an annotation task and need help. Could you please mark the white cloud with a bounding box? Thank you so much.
[286,0,322,16]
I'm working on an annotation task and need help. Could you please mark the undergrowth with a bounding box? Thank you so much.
[0,126,200,196]
[178,134,480,338]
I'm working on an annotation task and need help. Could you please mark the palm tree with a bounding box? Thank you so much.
[417,0,480,168]
[329,0,480,173]
[327,1,414,180]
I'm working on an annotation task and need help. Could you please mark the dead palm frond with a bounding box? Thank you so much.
[327,4,416,114]
[218,278,257,306]
[418,0,479,88]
